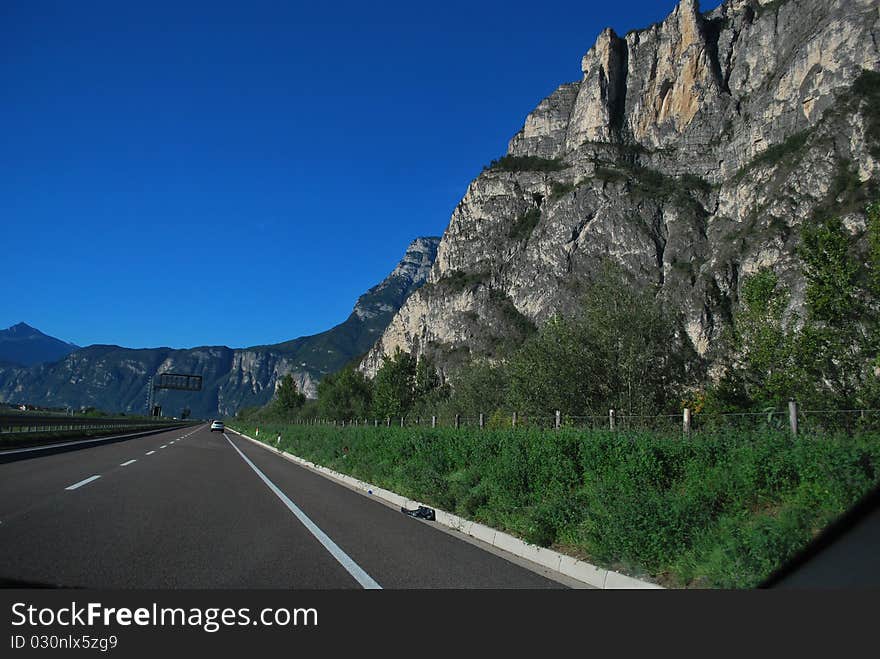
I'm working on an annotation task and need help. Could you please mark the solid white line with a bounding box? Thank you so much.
[223,433,382,590]
[120,459,137,466]
[66,475,101,491]
[146,450,156,455]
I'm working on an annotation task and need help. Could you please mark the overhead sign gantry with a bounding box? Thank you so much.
[146,372,203,417]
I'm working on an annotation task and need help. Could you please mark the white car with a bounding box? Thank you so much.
[210,420,224,432]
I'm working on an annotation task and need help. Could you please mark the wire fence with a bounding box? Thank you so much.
[274,406,880,437]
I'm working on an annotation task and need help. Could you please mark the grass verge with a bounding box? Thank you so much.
[228,422,880,588]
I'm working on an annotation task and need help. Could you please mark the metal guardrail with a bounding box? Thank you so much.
[0,414,183,435]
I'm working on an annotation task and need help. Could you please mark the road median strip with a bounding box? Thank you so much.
[0,425,193,457]
[226,426,661,590]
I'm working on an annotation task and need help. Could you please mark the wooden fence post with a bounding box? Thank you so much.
[609,409,615,431]
[400,417,405,427]
[479,413,484,429]
[432,415,437,428]
[683,408,691,435]
[555,410,561,430]
[386,417,391,427]
[455,414,460,429]
[512,412,517,428]
[789,400,798,437]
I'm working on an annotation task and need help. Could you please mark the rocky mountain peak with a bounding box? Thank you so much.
[353,237,440,321]
[7,322,40,336]
[361,0,880,378]
[0,322,79,367]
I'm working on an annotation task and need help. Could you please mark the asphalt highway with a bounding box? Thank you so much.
[0,424,565,588]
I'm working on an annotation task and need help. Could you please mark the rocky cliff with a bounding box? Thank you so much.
[0,237,439,418]
[362,0,880,376]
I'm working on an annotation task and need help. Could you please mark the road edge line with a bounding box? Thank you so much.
[226,426,662,590]
[222,433,382,590]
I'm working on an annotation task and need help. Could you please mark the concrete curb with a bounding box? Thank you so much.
[227,426,663,590]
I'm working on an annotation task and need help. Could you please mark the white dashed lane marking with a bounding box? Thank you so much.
[146,451,155,456]
[120,459,137,466]
[66,475,101,491]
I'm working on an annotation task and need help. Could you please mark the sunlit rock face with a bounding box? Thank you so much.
[363,0,880,377]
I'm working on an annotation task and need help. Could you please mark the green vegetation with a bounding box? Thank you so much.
[733,130,810,182]
[503,265,696,417]
[484,155,566,173]
[429,269,489,293]
[549,180,576,199]
[275,374,306,412]
[371,349,417,419]
[594,163,712,214]
[509,208,541,241]
[868,201,880,295]
[317,368,373,420]
[232,421,880,588]
[810,159,878,223]
[488,289,536,340]
[852,69,880,158]
[711,205,880,413]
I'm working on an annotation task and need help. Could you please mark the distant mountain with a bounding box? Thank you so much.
[0,322,79,367]
[264,236,440,367]
[0,237,440,418]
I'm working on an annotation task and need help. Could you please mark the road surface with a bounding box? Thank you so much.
[0,423,567,588]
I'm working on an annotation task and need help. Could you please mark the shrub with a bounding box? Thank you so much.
[509,208,541,241]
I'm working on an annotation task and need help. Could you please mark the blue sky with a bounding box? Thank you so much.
[1,0,723,349]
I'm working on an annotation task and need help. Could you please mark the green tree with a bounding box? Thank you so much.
[714,204,880,412]
[410,354,451,417]
[800,216,861,324]
[506,264,696,416]
[414,354,440,399]
[713,268,803,410]
[371,348,416,419]
[796,213,879,407]
[275,373,306,413]
[868,201,880,297]
[445,359,508,418]
[316,367,373,421]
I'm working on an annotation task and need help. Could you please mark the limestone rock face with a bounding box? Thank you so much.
[564,29,627,149]
[363,0,880,377]
[509,83,581,158]
[624,0,722,147]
